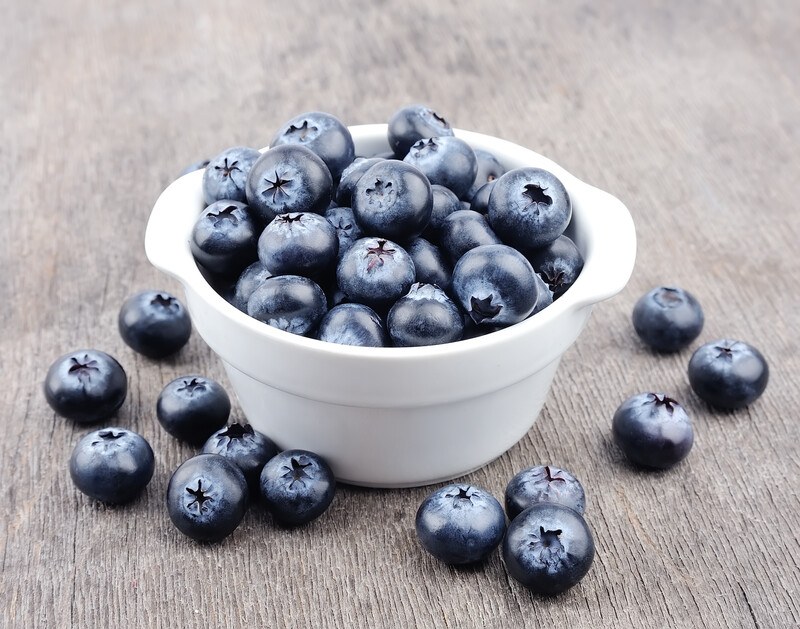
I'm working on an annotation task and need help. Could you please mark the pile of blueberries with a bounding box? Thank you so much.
[189,105,584,346]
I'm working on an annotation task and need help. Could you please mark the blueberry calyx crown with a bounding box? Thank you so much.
[208,205,240,226]
[263,170,293,202]
[284,120,317,142]
[281,457,313,489]
[469,295,502,324]
[151,293,179,312]
[91,429,125,446]
[715,344,735,360]
[274,213,305,225]
[411,138,439,155]
[650,393,679,412]
[365,179,395,209]
[186,480,213,513]
[653,287,684,308]
[68,356,100,382]
[429,109,448,126]
[216,423,254,444]
[177,378,207,396]
[214,158,241,179]
[542,466,566,484]
[365,239,396,271]
[522,183,552,209]
[541,269,566,290]
[445,485,474,503]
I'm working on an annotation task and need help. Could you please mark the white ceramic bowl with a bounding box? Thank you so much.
[145,125,636,488]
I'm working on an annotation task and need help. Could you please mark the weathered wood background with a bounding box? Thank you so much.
[2,1,798,627]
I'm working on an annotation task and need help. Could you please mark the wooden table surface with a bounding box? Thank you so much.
[3,1,799,627]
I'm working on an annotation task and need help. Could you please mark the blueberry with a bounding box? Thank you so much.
[632,286,704,352]
[202,423,279,492]
[118,290,192,359]
[352,160,432,242]
[69,427,154,504]
[423,184,462,240]
[202,146,261,205]
[245,144,333,223]
[505,465,586,520]
[179,158,210,178]
[465,148,506,201]
[335,157,384,207]
[246,275,328,336]
[469,180,496,215]
[259,449,336,526]
[387,283,464,347]
[612,392,694,469]
[336,237,416,311]
[527,235,584,300]
[44,349,127,424]
[415,483,506,565]
[488,167,572,251]
[232,261,272,312]
[167,453,249,543]
[270,111,355,181]
[439,209,501,266]
[156,375,231,445]
[531,273,554,315]
[324,205,364,259]
[688,339,769,409]
[403,136,478,199]
[407,237,452,291]
[452,244,540,327]
[387,104,454,157]
[257,212,338,277]
[503,503,595,594]
[317,303,387,347]
[190,200,259,278]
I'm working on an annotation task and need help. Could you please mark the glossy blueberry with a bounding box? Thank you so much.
[488,167,571,252]
[202,146,261,205]
[335,157,383,207]
[387,283,463,347]
[118,290,192,359]
[257,212,338,277]
[202,423,279,492]
[612,392,694,469]
[403,136,477,199]
[352,160,432,241]
[439,209,501,266]
[70,427,154,504]
[167,453,248,543]
[688,340,769,409]
[157,375,231,446]
[469,180,496,215]
[527,235,584,300]
[232,261,272,312]
[190,200,259,278]
[415,483,506,565]
[317,303,387,347]
[270,111,355,180]
[465,148,506,201]
[178,158,210,178]
[407,237,452,291]
[246,144,333,223]
[246,275,328,336]
[503,503,595,594]
[336,237,416,310]
[259,449,336,526]
[44,349,127,424]
[387,104,454,158]
[632,286,704,352]
[324,205,364,259]
[452,244,540,326]
[505,465,586,520]
[423,184,462,240]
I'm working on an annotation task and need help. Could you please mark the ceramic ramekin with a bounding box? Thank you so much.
[145,125,636,487]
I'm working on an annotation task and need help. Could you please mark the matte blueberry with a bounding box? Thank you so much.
[527,235,584,300]
[403,136,478,199]
[191,200,259,278]
[257,212,338,277]
[246,275,328,336]
[69,427,154,504]
[324,205,364,259]
[336,237,416,310]
[317,303,387,347]
[387,283,464,347]
[465,148,506,201]
[157,375,231,446]
[688,340,769,409]
[167,453,249,543]
[232,261,272,312]
[415,483,506,565]
[270,111,355,180]
[246,144,333,222]
[612,392,694,469]
[407,237,452,291]
[503,503,595,594]
[439,209,501,266]
[259,449,336,526]
[118,290,192,359]
[202,146,261,205]
[632,286,704,352]
[505,465,586,520]
[44,349,127,424]
[387,104,454,157]
[202,423,279,492]
[423,184,462,240]
[335,157,383,207]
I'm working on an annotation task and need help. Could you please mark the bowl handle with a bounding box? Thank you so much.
[144,171,205,282]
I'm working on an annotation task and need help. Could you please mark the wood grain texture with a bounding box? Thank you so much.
[2,1,799,627]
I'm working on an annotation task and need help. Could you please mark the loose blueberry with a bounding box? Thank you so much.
[439,209,501,266]
[190,200,259,278]
[232,261,272,312]
[403,136,478,199]
[465,148,506,201]
[688,339,769,409]
[202,146,261,205]
[246,275,328,336]
[259,449,336,526]
[324,205,364,259]
[415,483,506,565]
[167,453,249,543]
[157,375,231,446]
[387,283,464,347]
[632,286,704,352]
[505,465,586,520]
[335,157,384,207]
[201,423,279,492]
[317,303,387,347]
[44,349,127,424]
[527,235,584,300]
[407,237,452,291]
[503,503,595,594]
[257,212,338,277]
[612,392,694,469]
[69,427,154,504]
[387,104,454,158]
[118,290,192,359]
